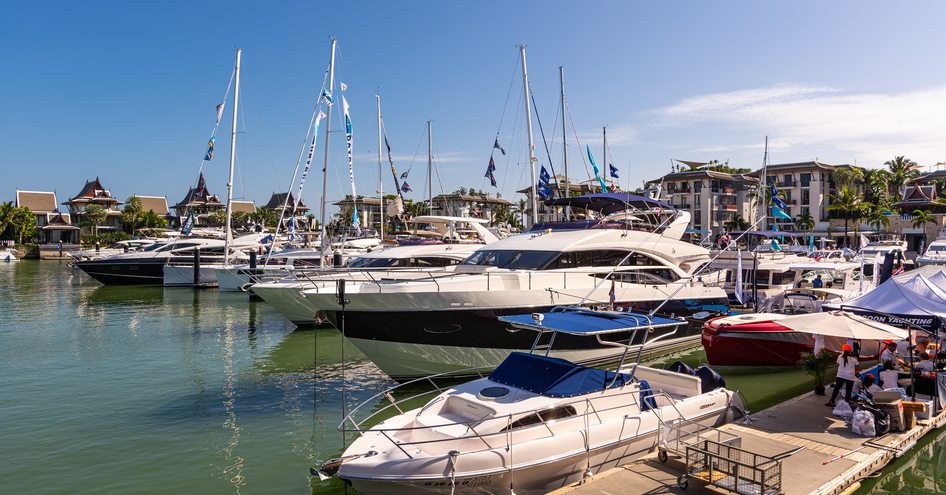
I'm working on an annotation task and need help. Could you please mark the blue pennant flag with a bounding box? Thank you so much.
[401,182,412,193]
[493,137,506,156]
[769,180,789,210]
[586,145,609,192]
[204,137,215,161]
[287,216,296,241]
[484,156,497,187]
[537,166,552,200]
[320,88,333,104]
[608,163,620,179]
[181,210,195,235]
[772,205,792,220]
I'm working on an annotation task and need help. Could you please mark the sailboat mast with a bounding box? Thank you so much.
[560,65,568,219]
[320,38,337,257]
[223,47,241,264]
[602,126,607,191]
[427,119,433,214]
[520,45,537,227]
[377,95,383,240]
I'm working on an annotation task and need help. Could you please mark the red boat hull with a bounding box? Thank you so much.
[702,317,843,367]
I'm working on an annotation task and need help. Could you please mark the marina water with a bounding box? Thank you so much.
[1,261,939,494]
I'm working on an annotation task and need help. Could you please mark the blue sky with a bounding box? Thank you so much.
[4,1,946,216]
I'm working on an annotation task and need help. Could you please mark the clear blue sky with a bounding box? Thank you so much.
[4,1,946,216]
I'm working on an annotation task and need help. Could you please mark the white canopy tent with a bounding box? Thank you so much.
[823,276,946,332]
[773,311,909,341]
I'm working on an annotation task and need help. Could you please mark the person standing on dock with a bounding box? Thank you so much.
[881,341,901,370]
[827,344,858,407]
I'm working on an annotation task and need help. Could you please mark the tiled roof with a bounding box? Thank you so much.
[16,190,57,212]
[135,196,169,215]
[229,200,256,213]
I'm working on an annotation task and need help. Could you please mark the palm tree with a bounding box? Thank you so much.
[517,198,527,226]
[121,196,143,234]
[862,169,892,207]
[833,166,864,189]
[724,215,750,232]
[250,207,277,228]
[81,204,108,241]
[828,186,863,247]
[885,156,920,198]
[0,201,15,239]
[912,209,938,248]
[866,207,890,232]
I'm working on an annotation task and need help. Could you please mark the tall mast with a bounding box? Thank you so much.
[602,126,607,191]
[377,95,383,240]
[560,65,568,220]
[223,47,241,265]
[520,45,537,227]
[427,119,433,214]
[758,135,768,231]
[319,38,337,257]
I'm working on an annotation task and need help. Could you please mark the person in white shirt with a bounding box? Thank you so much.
[879,362,900,390]
[915,352,935,373]
[857,374,883,398]
[881,342,900,371]
[827,344,858,407]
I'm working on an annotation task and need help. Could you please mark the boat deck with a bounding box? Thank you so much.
[555,391,946,495]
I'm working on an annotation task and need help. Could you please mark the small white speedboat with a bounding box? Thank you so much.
[0,249,18,262]
[319,307,743,494]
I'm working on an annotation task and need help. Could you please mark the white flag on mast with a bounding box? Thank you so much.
[734,249,745,305]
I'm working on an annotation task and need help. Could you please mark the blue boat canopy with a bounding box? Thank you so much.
[488,352,632,398]
[543,193,672,215]
[498,308,685,336]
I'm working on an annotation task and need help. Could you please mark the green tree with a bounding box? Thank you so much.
[833,166,864,189]
[121,196,144,234]
[138,210,168,231]
[11,207,36,244]
[795,211,815,233]
[866,207,890,232]
[305,213,316,230]
[490,204,510,227]
[81,204,108,240]
[0,202,15,239]
[250,207,277,228]
[207,209,227,226]
[724,215,750,232]
[885,156,920,198]
[912,209,939,247]
[828,186,865,247]
[516,198,527,226]
[862,169,892,207]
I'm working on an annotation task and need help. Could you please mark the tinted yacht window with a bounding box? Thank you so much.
[461,250,559,270]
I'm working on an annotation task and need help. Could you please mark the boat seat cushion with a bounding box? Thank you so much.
[489,352,630,398]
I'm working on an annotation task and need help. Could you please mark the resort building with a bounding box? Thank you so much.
[172,173,225,224]
[264,192,309,218]
[891,173,946,252]
[646,167,758,237]
[15,190,79,244]
[517,176,618,224]
[431,192,513,223]
[230,200,256,216]
[62,177,123,234]
[333,196,383,231]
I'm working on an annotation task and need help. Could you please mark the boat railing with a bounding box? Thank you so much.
[339,377,687,460]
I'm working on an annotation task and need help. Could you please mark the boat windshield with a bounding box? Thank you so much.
[928,245,946,252]
[461,250,561,270]
[462,249,661,270]
[142,242,170,252]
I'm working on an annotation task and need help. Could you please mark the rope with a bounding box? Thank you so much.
[529,87,564,199]
[566,106,594,183]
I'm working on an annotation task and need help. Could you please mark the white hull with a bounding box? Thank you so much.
[251,281,321,324]
[0,251,18,262]
[163,264,220,287]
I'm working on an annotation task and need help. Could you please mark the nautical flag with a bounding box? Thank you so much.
[215,102,225,126]
[401,182,412,193]
[204,137,215,161]
[195,173,208,200]
[342,95,358,231]
[608,278,616,310]
[493,137,506,156]
[860,234,870,250]
[400,170,409,180]
[893,264,904,276]
[734,249,745,304]
[287,216,296,241]
[340,82,348,91]
[485,156,497,187]
[772,206,792,220]
[609,163,620,179]
[537,166,553,200]
[297,110,325,194]
[181,210,195,235]
[586,145,608,192]
[321,88,334,105]
[872,253,881,286]
[771,238,782,251]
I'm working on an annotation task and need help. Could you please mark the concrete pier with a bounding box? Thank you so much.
[555,392,945,495]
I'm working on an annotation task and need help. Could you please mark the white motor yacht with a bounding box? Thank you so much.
[320,307,741,494]
[67,239,158,262]
[0,248,18,262]
[917,228,946,267]
[303,226,729,381]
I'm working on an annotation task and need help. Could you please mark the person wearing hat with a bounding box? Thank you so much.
[857,374,883,398]
[827,344,858,407]
[881,341,901,371]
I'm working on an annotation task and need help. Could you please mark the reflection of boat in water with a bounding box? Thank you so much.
[256,328,367,374]
[861,426,946,493]
[84,285,166,306]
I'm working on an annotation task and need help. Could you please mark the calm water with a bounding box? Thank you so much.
[0,260,393,494]
[1,261,939,494]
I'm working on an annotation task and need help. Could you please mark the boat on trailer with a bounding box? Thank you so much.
[319,306,743,494]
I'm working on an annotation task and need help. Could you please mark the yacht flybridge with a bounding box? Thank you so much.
[918,228,946,266]
[305,225,729,380]
[320,307,740,494]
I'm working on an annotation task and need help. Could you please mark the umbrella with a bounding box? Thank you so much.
[774,311,909,341]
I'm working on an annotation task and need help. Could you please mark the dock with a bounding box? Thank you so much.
[555,392,946,495]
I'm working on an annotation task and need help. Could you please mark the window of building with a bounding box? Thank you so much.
[801,189,810,204]
[783,174,793,187]
[800,173,811,187]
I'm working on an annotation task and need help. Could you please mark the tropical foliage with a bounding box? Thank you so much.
[912,209,938,246]
[884,155,920,198]
[828,186,868,246]
[80,204,108,241]
[120,196,168,234]
[724,215,750,232]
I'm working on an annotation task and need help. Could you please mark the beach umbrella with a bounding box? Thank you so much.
[774,311,909,341]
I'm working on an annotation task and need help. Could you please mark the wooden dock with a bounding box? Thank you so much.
[554,392,946,495]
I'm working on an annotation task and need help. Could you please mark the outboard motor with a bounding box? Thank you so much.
[694,365,726,393]
[668,360,696,376]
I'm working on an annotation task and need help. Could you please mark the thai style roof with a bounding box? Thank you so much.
[173,187,222,209]
[65,177,121,205]
[432,193,513,205]
[264,192,309,212]
[15,190,58,212]
[134,196,170,216]
[42,212,79,231]
[229,200,256,213]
